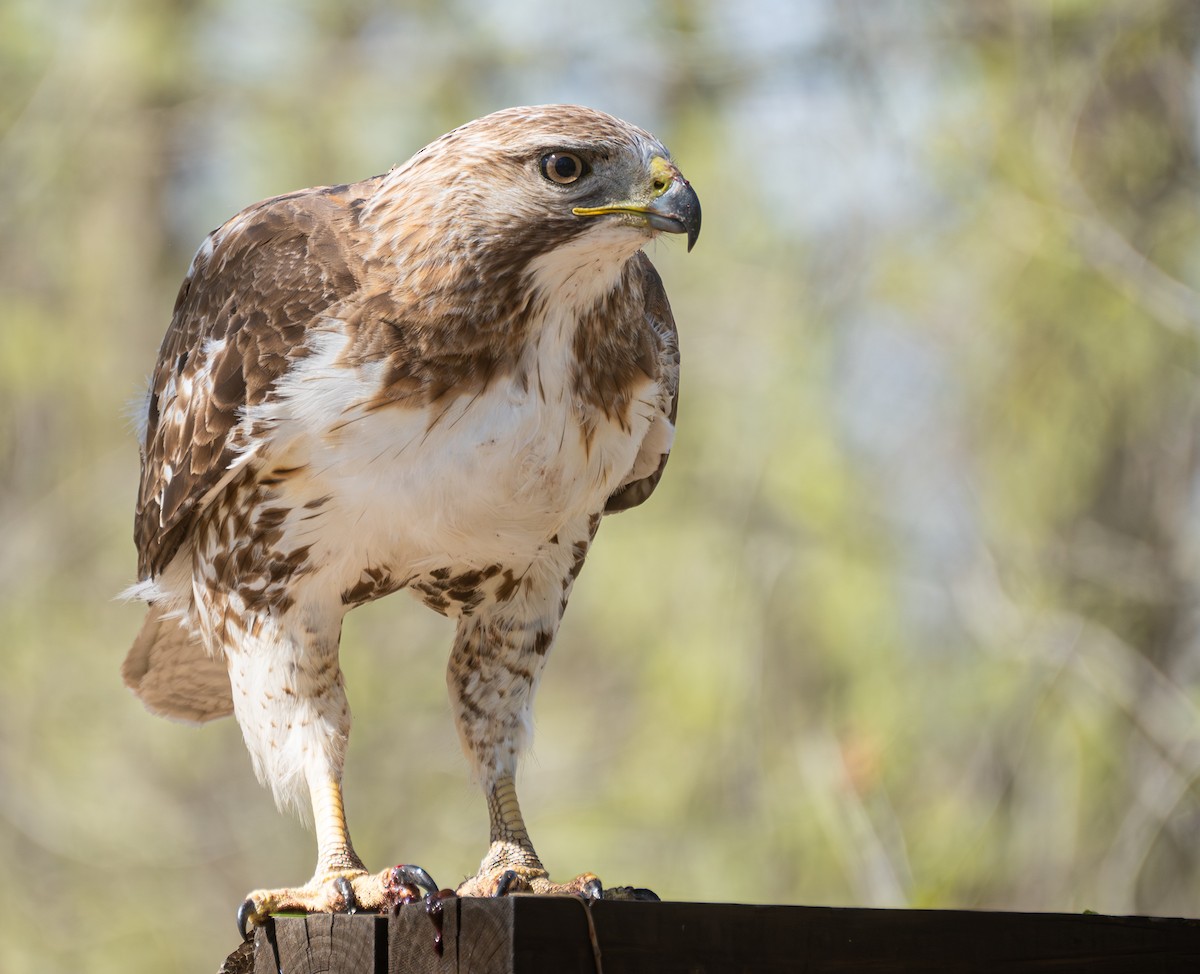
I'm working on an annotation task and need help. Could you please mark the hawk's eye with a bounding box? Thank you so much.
[541,152,587,185]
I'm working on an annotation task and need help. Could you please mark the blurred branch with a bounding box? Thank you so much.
[797,731,911,908]
[956,552,1200,794]
[1024,5,1200,337]
[1062,178,1200,337]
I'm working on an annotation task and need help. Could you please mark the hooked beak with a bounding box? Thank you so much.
[573,156,702,252]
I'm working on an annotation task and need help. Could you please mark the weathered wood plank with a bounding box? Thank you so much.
[572,901,1200,973]
[389,898,456,974]
[452,896,516,974]
[262,913,386,974]
[246,900,1200,974]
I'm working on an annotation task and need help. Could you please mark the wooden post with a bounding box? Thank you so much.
[230,898,1200,973]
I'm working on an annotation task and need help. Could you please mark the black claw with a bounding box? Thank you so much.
[494,869,520,897]
[236,898,257,942]
[389,864,440,897]
[602,885,661,902]
[334,875,360,914]
[580,877,604,900]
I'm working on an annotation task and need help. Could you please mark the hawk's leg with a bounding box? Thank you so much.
[447,522,625,898]
[216,612,406,936]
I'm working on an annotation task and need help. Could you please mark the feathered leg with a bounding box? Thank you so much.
[448,518,610,897]
[219,613,402,935]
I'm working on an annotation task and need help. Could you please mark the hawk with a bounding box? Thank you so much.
[121,105,699,933]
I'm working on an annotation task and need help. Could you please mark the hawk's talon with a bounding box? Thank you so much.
[334,875,359,914]
[236,898,260,942]
[389,864,440,897]
[603,885,660,901]
[580,877,604,900]
[383,864,444,910]
[493,869,521,897]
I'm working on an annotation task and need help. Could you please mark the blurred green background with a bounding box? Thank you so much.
[4,0,1200,970]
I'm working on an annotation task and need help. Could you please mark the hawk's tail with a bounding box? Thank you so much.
[122,605,234,724]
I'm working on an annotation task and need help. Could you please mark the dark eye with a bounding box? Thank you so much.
[541,152,587,185]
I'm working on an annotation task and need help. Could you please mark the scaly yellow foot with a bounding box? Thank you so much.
[455,861,603,897]
[236,863,443,938]
[237,868,384,939]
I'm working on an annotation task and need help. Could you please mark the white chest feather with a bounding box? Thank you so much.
[252,301,656,582]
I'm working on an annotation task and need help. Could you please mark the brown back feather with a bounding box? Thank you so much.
[134,180,378,577]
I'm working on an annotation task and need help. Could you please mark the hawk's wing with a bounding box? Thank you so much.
[134,181,378,578]
[605,254,680,514]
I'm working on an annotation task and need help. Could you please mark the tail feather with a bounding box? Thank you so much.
[123,605,233,723]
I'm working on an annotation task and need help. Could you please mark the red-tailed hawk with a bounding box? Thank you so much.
[122,104,699,935]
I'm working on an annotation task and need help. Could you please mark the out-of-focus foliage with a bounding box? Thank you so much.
[3,0,1200,969]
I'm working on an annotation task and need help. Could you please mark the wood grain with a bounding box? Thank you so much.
[237,899,1200,974]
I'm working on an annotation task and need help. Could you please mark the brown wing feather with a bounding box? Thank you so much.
[134,180,379,578]
[605,255,680,514]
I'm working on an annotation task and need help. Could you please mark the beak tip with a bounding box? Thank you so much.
[684,190,701,253]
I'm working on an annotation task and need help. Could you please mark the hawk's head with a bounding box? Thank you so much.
[371,105,700,310]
